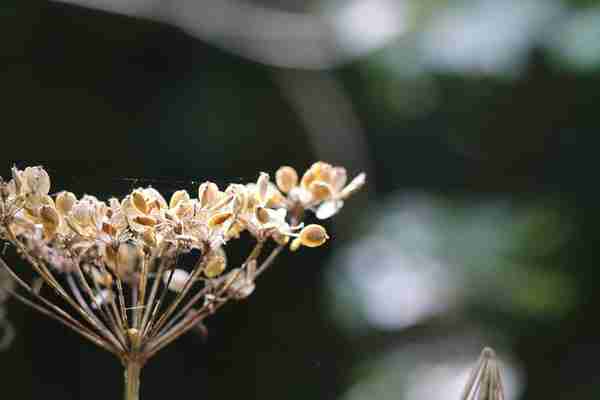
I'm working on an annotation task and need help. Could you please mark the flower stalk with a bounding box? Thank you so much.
[124,360,142,400]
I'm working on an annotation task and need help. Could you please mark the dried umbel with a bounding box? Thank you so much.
[0,162,364,400]
[460,347,506,400]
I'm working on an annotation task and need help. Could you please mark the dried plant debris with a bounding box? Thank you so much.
[0,163,364,364]
[460,347,506,400]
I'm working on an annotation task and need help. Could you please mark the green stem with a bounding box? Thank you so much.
[124,360,142,400]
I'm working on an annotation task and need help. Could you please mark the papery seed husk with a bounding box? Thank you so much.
[169,190,190,209]
[308,181,333,201]
[198,181,220,208]
[55,191,77,215]
[208,212,233,228]
[275,166,298,193]
[299,224,329,247]
[257,172,270,205]
[131,191,149,214]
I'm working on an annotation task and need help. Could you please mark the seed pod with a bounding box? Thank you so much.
[256,172,270,204]
[90,268,113,287]
[55,191,77,216]
[308,181,333,201]
[204,249,227,278]
[275,166,298,193]
[134,215,157,227]
[299,224,329,248]
[255,207,271,225]
[198,181,220,208]
[331,167,348,192]
[40,205,60,239]
[23,166,51,196]
[131,190,149,214]
[208,212,233,229]
[169,190,190,209]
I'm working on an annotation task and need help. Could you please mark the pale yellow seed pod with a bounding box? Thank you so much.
[299,224,329,248]
[256,172,270,205]
[23,166,51,196]
[204,252,227,278]
[40,205,60,239]
[311,161,333,182]
[208,212,233,229]
[134,215,157,227]
[169,190,190,209]
[55,191,77,216]
[255,207,270,225]
[275,166,298,193]
[198,181,220,208]
[131,190,149,214]
[308,181,333,201]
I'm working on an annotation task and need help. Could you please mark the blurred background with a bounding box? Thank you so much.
[1,0,599,398]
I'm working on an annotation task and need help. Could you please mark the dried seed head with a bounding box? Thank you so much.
[299,224,329,248]
[275,166,298,193]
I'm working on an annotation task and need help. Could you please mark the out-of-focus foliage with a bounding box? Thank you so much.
[2,0,600,399]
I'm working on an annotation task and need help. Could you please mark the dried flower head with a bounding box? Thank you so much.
[0,163,365,394]
[460,347,506,400]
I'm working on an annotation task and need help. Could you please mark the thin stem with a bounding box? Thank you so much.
[123,360,142,400]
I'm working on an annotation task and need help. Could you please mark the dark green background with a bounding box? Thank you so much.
[1,1,599,399]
